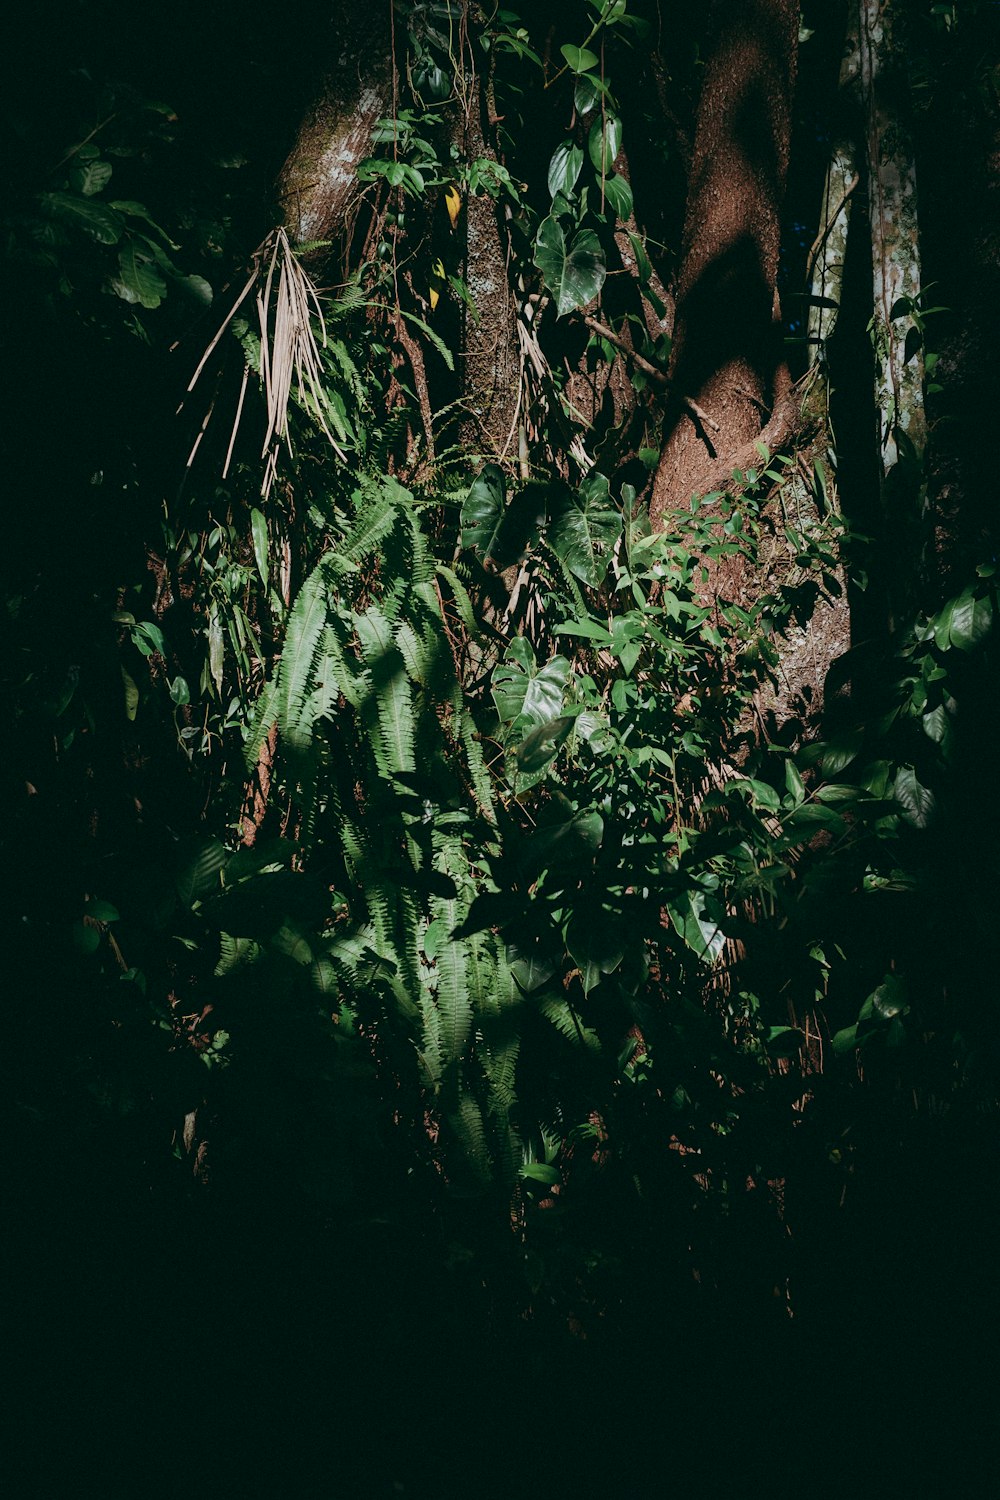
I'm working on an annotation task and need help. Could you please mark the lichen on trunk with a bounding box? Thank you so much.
[859,0,925,473]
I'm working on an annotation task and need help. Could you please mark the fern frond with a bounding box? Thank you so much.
[276,560,330,749]
[448,1092,491,1180]
[459,707,497,824]
[338,481,400,566]
[540,994,601,1051]
[243,672,281,772]
[435,563,480,638]
[354,606,416,775]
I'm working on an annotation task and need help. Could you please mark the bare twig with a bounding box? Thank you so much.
[583,314,720,433]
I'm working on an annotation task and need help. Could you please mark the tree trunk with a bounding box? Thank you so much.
[276,1,393,247]
[859,0,925,476]
[456,48,520,460]
[651,0,799,521]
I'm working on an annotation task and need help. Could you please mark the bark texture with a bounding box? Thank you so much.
[276,2,393,245]
[651,0,799,520]
[807,24,861,359]
[859,0,925,474]
[457,66,520,458]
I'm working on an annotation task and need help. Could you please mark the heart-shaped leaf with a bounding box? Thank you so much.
[461,464,506,555]
[534,217,606,318]
[547,472,621,586]
[560,43,598,73]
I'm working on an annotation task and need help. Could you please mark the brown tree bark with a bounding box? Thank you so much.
[651,0,799,521]
[456,52,520,459]
[276,1,393,247]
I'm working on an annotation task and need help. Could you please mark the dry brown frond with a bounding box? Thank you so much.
[188,226,345,495]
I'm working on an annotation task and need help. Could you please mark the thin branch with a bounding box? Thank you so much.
[582,314,721,432]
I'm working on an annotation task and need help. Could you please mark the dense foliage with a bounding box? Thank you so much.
[5,2,1000,1491]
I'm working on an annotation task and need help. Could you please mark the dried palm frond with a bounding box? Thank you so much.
[187,227,346,496]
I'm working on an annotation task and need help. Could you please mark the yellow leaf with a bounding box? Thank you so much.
[445,184,462,230]
[429,257,445,312]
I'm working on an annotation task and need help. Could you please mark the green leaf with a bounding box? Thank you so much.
[588,115,623,175]
[819,729,864,776]
[86,899,120,923]
[520,1163,561,1186]
[832,1024,858,1055]
[784,760,806,804]
[860,976,909,1022]
[131,620,167,657]
[601,173,633,220]
[533,216,606,318]
[546,472,621,586]
[38,191,123,243]
[115,239,167,308]
[520,655,573,726]
[250,507,269,589]
[547,139,584,199]
[508,934,557,993]
[461,463,506,556]
[668,890,725,964]
[515,714,575,773]
[109,200,181,248]
[525,809,604,871]
[566,908,624,994]
[122,667,139,721]
[72,919,101,955]
[70,159,113,196]
[560,43,599,73]
[177,274,213,305]
[947,588,993,651]
[574,73,603,114]
[208,608,224,695]
[175,836,227,907]
[894,765,936,828]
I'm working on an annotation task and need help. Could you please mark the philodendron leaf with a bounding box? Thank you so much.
[515,714,575,773]
[508,933,557,993]
[560,43,599,73]
[566,907,625,995]
[588,115,623,175]
[534,216,606,318]
[493,650,572,726]
[461,464,506,555]
[462,469,547,571]
[668,890,726,964]
[547,472,621,586]
[548,140,584,199]
[601,173,633,221]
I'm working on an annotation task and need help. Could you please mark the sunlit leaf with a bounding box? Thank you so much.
[533,216,606,318]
